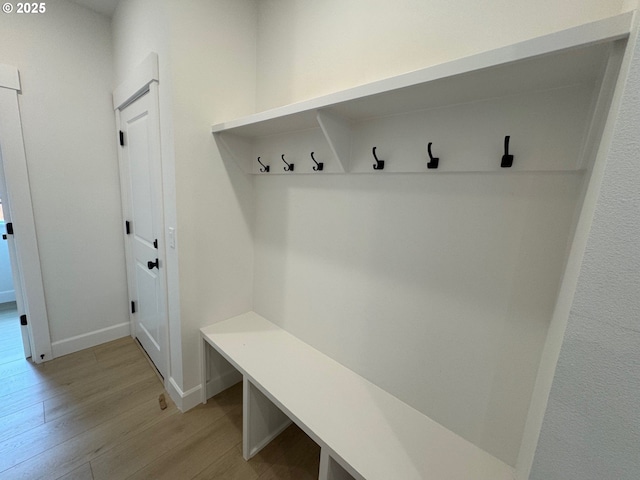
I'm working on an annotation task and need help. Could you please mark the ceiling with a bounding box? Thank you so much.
[69,0,120,18]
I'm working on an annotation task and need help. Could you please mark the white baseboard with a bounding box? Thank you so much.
[0,290,16,304]
[168,369,242,413]
[168,377,203,412]
[51,322,130,358]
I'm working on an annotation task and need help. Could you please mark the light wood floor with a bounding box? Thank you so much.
[0,302,23,365]
[0,335,320,480]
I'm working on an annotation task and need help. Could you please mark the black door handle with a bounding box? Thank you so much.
[147,259,159,270]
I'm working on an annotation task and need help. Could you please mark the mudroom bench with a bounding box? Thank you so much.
[200,311,514,480]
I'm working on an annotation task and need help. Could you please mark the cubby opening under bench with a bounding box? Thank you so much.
[201,312,515,480]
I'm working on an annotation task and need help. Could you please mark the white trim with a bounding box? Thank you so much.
[115,64,171,383]
[0,64,20,91]
[113,53,159,111]
[0,290,16,303]
[0,75,52,363]
[50,322,130,358]
[167,377,202,412]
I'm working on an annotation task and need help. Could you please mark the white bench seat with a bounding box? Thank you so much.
[200,311,515,480]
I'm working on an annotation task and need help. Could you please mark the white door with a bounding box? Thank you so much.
[119,90,168,379]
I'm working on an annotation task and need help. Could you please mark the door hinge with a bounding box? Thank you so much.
[20,314,27,326]
[6,222,14,235]
[119,130,125,146]
[125,220,131,235]
[153,239,158,249]
[131,301,136,314]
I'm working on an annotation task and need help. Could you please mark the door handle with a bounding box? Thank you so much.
[147,258,159,270]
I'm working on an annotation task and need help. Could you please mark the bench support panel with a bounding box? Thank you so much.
[243,377,292,460]
[319,449,359,480]
[201,337,243,403]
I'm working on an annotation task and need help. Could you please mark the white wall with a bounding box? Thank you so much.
[0,0,128,351]
[167,0,257,396]
[530,18,640,480]
[112,0,257,406]
[253,0,627,466]
[256,0,625,110]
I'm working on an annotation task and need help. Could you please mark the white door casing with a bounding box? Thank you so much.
[116,76,169,380]
[0,64,52,362]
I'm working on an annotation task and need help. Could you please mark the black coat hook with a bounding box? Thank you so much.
[427,143,439,169]
[282,154,294,172]
[257,157,270,173]
[501,136,514,168]
[311,152,324,171]
[372,147,385,170]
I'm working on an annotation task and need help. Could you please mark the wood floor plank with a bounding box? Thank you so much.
[92,338,144,369]
[0,336,319,480]
[0,358,34,383]
[125,408,243,480]
[55,462,94,480]
[0,403,44,443]
[0,375,164,473]
[0,374,73,421]
[0,364,49,398]
[193,423,321,480]
[41,348,99,375]
[44,358,154,422]
[0,357,141,421]
[0,396,175,480]
[90,383,242,480]
[191,444,258,480]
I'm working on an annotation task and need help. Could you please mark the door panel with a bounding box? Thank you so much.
[120,91,167,379]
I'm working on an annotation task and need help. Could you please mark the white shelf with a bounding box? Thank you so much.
[212,12,632,174]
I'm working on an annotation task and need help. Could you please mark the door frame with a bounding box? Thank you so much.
[113,53,171,381]
[0,64,52,363]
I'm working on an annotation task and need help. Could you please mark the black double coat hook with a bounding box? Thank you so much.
[311,152,324,171]
[257,157,269,173]
[282,154,294,172]
[427,143,439,169]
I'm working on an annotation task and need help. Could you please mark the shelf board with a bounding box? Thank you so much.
[211,12,632,138]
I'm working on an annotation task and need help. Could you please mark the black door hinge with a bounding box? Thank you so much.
[119,130,125,146]
[153,239,158,249]
[125,220,131,235]
[131,301,136,314]
[6,222,14,235]
[20,314,27,326]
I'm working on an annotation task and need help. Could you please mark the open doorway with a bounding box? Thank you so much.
[0,197,22,364]
[0,173,31,362]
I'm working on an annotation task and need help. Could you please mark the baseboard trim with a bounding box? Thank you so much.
[168,377,202,412]
[51,322,130,358]
[0,290,16,304]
